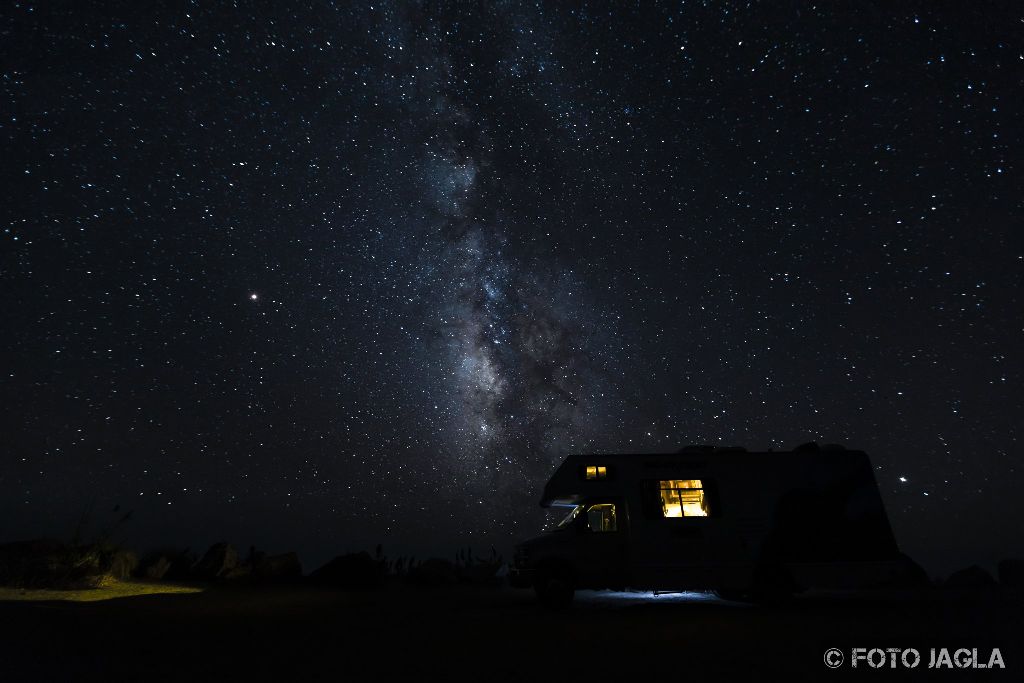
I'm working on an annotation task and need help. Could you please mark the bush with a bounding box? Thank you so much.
[0,540,138,589]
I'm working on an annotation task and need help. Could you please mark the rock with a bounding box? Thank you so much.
[192,542,239,580]
[308,551,383,588]
[107,550,138,580]
[255,552,302,581]
[222,565,253,580]
[140,555,171,580]
[163,549,198,580]
[409,558,457,586]
[76,548,139,587]
[944,565,996,588]
[997,557,1024,587]
[244,546,267,568]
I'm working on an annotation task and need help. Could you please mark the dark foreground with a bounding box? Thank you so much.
[1,582,1019,680]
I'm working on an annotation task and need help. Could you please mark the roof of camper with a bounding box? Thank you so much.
[574,442,856,456]
[561,442,858,459]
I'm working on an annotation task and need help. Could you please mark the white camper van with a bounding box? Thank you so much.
[509,444,904,607]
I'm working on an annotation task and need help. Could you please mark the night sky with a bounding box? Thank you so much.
[2,2,1021,574]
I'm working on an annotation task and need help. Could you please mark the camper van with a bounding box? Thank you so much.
[509,444,904,606]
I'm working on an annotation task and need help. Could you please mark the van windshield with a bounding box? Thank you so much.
[555,505,580,529]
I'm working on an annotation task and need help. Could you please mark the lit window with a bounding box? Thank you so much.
[659,479,710,517]
[584,503,617,532]
[585,465,608,480]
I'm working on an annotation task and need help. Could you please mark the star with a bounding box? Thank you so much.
[0,0,1018,580]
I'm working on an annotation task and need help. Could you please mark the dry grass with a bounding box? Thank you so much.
[0,579,203,602]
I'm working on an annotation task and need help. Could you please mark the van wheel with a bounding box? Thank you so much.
[749,563,799,604]
[535,567,575,609]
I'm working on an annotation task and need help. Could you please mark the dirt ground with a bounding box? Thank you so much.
[0,582,1019,680]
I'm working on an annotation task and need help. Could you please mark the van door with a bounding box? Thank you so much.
[631,479,716,589]
[573,499,629,589]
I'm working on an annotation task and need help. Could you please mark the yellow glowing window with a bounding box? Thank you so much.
[659,479,710,517]
[584,503,617,532]
[585,465,608,480]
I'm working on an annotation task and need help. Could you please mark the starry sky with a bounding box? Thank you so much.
[2,1,1021,574]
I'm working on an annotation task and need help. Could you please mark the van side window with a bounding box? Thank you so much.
[659,480,710,517]
[584,503,617,532]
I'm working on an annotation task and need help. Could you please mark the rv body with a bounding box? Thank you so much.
[510,445,902,605]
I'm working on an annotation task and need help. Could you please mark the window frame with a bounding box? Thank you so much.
[583,502,617,532]
[642,478,718,519]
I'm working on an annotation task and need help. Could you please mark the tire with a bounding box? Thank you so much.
[534,565,575,609]
[749,562,799,604]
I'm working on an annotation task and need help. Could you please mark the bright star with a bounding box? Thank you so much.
[249,293,258,301]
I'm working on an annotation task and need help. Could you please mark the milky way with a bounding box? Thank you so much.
[398,8,623,524]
